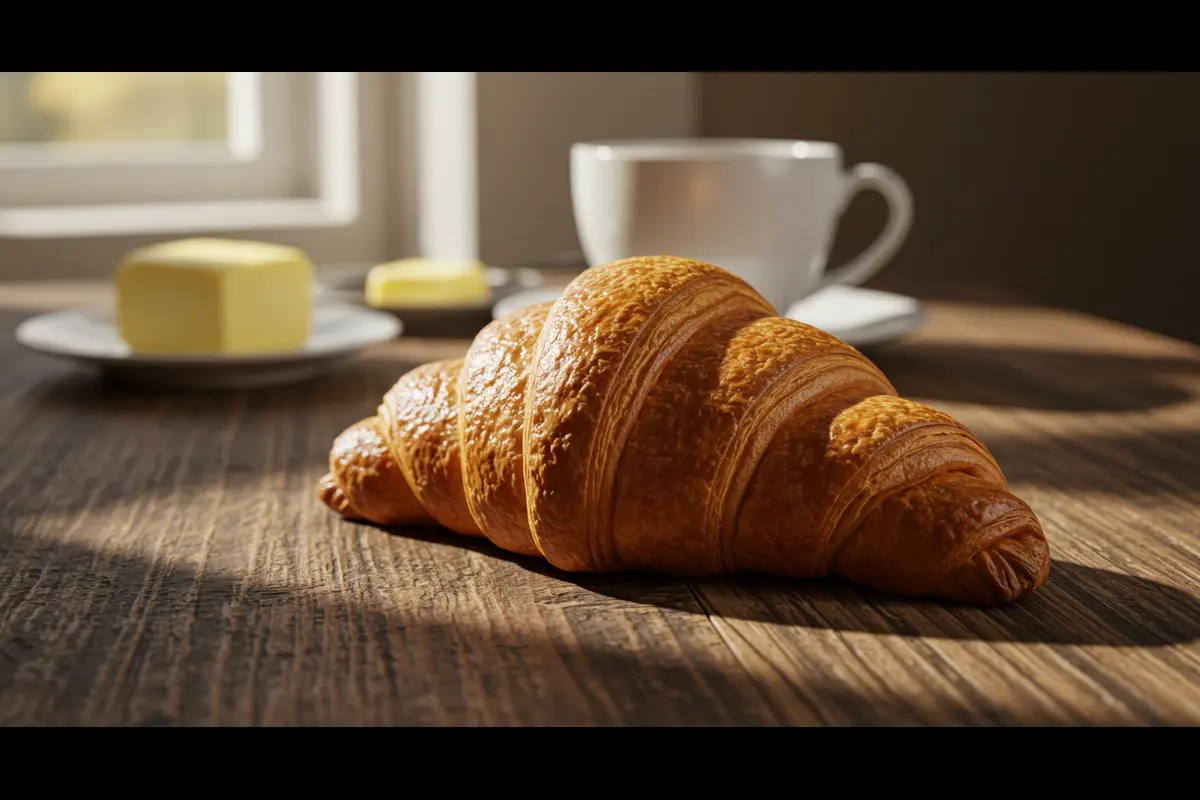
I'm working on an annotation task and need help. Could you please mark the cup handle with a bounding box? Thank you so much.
[818,163,914,290]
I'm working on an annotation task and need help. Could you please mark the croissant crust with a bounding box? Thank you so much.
[318,256,1051,605]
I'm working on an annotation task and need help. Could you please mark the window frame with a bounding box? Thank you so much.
[0,72,361,239]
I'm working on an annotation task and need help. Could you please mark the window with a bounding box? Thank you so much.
[0,71,233,150]
[0,72,696,281]
[0,72,360,238]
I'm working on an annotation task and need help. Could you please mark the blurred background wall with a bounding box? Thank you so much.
[476,72,697,268]
[700,72,1200,343]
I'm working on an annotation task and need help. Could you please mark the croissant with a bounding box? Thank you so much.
[318,256,1051,605]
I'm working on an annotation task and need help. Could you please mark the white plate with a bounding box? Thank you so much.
[14,303,402,389]
[492,284,925,348]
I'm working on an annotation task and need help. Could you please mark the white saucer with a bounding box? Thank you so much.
[14,303,402,389]
[784,285,925,347]
[492,284,925,348]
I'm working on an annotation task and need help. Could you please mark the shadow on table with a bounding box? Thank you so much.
[379,524,1200,649]
[0,532,1166,725]
[984,428,1200,496]
[0,534,758,725]
[0,532,945,726]
[865,342,1200,412]
[1,362,410,516]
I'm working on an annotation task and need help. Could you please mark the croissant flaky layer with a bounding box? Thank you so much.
[318,256,1051,605]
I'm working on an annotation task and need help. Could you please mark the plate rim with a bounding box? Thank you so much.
[14,302,403,367]
[320,288,528,315]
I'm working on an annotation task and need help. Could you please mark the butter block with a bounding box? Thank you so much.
[365,258,492,308]
[115,238,315,354]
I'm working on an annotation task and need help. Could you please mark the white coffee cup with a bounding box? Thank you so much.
[570,138,913,312]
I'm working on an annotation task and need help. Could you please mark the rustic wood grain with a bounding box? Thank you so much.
[1,284,1199,725]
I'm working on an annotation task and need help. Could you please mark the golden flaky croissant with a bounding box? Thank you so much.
[318,256,1051,605]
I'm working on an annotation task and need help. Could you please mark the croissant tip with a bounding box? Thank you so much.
[938,524,1052,606]
[316,472,362,521]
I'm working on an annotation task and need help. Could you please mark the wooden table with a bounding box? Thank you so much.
[2,282,1199,726]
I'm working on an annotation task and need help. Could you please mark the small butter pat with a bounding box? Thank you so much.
[365,258,492,308]
[115,238,315,354]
